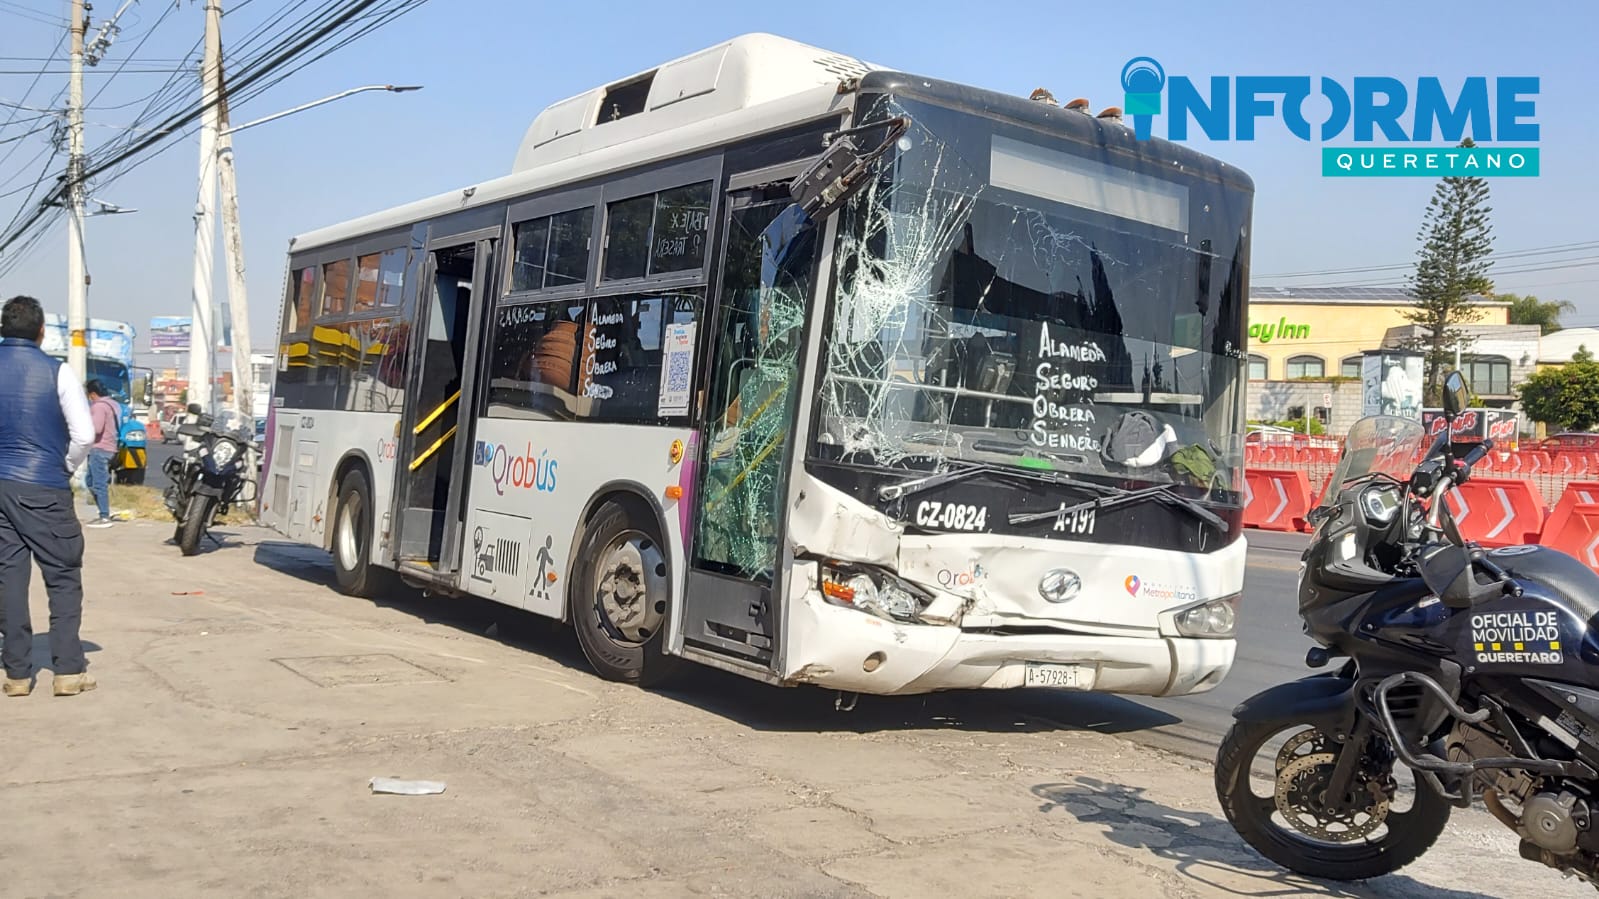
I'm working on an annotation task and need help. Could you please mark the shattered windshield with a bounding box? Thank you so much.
[815,95,1250,500]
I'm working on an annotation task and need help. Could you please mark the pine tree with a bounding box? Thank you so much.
[1405,138,1495,400]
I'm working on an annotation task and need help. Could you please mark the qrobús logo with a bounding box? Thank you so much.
[1121,57,1539,177]
[474,441,557,496]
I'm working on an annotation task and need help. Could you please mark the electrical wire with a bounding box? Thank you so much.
[0,0,433,261]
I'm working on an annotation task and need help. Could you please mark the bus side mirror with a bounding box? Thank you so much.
[788,116,910,218]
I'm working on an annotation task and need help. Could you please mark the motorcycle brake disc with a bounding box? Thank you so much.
[1275,728,1333,771]
[1274,752,1390,842]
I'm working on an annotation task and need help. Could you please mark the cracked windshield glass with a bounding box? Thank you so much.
[816,96,1251,501]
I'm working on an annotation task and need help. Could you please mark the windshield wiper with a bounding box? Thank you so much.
[1007,482,1227,531]
[877,463,1005,501]
[878,462,1127,503]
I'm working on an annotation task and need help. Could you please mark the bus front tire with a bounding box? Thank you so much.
[332,469,392,598]
[571,499,680,687]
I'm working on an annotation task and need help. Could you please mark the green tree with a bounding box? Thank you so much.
[1502,292,1574,335]
[1517,346,1599,431]
[1405,138,1495,401]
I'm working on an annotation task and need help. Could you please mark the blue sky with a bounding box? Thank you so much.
[1,0,1595,356]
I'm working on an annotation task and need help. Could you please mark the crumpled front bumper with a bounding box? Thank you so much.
[782,589,1236,697]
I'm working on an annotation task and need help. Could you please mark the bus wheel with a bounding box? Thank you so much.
[572,500,680,687]
[332,469,391,598]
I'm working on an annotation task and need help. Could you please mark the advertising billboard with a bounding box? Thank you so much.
[1360,350,1424,420]
[1421,408,1519,444]
[150,316,192,352]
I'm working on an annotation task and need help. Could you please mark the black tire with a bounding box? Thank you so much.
[570,499,681,687]
[332,468,393,598]
[1215,717,1451,881]
[178,495,212,556]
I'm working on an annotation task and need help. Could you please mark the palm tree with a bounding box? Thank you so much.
[1503,292,1575,335]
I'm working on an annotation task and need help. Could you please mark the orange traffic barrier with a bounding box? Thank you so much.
[1540,481,1599,544]
[1443,478,1549,548]
[1243,469,1314,532]
[1538,503,1599,572]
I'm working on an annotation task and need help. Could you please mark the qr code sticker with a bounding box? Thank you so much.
[665,350,691,393]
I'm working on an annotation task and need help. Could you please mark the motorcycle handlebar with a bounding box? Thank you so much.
[1421,439,1495,537]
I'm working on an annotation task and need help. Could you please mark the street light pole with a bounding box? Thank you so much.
[188,0,222,413]
[212,84,421,420]
[65,0,88,381]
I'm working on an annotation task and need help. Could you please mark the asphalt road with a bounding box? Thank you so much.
[960,530,1314,763]
[143,440,182,492]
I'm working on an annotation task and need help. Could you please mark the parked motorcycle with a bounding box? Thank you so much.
[1216,371,1599,888]
[163,404,257,556]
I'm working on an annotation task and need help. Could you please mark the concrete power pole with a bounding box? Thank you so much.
[188,0,222,413]
[216,78,254,420]
[65,0,89,381]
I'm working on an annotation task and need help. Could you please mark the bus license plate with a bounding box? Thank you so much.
[1024,663,1092,689]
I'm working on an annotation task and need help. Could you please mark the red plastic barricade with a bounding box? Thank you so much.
[1243,469,1314,532]
[1540,481,1599,544]
[1443,478,1549,548]
[1539,503,1599,572]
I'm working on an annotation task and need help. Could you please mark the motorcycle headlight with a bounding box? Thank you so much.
[210,440,237,466]
[818,562,930,623]
[1170,593,1239,639]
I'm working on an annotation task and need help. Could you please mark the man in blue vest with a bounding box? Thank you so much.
[0,296,97,697]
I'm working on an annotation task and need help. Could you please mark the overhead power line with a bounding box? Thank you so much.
[0,0,432,261]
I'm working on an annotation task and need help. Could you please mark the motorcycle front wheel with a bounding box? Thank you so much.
[177,495,213,556]
[1215,717,1451,880]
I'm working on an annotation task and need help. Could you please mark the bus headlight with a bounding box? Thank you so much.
[819,563,929,623]
[1170,594,1239,639]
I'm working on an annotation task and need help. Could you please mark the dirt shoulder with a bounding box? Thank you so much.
[1,522,1578,898]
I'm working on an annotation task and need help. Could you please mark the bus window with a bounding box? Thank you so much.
[650,183,711,273]
[510,208,594,292]
[485,301,587,420]
[546,209,592,287]
[576,291,701,422]
[603,196,654,280]
[288,268,314,331]
[353,248,407,312]
[510,219,551,292]
[320,258,352,316]
[602,182,712,281]
[694,200,813,581]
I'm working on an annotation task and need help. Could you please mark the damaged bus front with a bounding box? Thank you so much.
[769,79,1253,696]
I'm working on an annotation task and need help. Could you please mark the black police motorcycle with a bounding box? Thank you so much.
[163,403,256,556]
[1217,372,1599,888]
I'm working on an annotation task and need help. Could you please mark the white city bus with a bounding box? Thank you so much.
[260,34,1254,697]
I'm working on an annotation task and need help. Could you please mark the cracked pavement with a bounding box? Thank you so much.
[0,522,1584,897]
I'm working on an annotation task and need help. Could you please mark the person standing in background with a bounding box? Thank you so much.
[84,380,118,529]
[0,295,97,697]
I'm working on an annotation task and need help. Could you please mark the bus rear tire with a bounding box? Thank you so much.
[333,469,392,598]
[571,499,680,687]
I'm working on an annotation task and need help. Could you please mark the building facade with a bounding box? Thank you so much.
[1246,287,1535,435]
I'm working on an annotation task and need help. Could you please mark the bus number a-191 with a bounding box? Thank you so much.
[914,500,988,532]
[1052,506,1096,535]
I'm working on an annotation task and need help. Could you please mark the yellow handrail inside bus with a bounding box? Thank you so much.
[409,424,457,472]
[413,389,460,435]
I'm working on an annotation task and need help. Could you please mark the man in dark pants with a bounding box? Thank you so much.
[0,296,97,697]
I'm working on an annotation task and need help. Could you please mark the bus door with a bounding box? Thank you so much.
[394,231,496,576]
[682,188,815,670]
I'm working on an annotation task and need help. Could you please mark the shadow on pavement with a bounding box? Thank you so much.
[250,539,1183,736]
[1032,777,1500,899]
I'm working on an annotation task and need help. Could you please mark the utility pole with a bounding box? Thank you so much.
[65,0,88,381]
[188,0,222,413]
[216,78,253,420]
